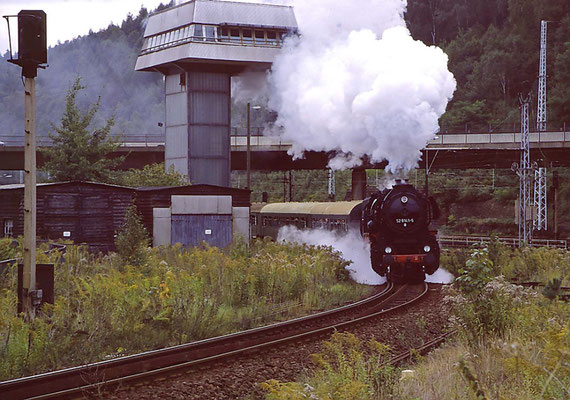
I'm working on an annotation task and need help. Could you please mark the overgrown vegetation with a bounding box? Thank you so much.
[262,245,569,399]
[400,248,569,399]
[0,240,371,380]
[261,332,398,400]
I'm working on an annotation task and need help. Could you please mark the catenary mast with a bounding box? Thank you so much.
[534,21,548,232]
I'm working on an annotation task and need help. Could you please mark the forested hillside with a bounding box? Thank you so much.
[406,0,569,130]
[0,0,567,141]
[0,3,171,141]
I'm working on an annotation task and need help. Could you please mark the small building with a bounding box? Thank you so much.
[135,184,250,247]
[0,181,250,251]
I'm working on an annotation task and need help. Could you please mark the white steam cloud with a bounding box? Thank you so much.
[425,267,454,284]
[277,226,385,285]
[264,0,456,172]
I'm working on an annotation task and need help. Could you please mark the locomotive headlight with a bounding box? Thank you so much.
[385,247,392,254]
[423,245,431,253]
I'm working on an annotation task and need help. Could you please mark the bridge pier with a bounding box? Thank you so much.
[351,168,367,200]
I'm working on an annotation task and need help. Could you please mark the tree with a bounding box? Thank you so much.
[117,163,189,187]
[42,78,123,182]
[115,202,149,266]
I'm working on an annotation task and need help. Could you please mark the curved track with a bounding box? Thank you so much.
[0,282,430,399]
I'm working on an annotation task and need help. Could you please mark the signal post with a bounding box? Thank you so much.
[5,10,47,317]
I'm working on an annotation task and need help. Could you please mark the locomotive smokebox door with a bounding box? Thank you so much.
[17,10,47,64]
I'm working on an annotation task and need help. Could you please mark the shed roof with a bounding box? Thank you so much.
[260,201,364,216]
[0,181,135,192]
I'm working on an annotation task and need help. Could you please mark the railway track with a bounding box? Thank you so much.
[0,282,432,399]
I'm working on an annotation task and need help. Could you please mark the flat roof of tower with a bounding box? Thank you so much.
[136,0,297,73]
[146,0,297,36]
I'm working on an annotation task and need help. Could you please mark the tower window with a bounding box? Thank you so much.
[242,29,253,45]
[254,30,265,45]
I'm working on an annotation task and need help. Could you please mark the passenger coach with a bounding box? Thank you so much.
[250,201,364,239]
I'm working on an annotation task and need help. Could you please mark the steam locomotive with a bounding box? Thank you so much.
[361,179,440,283]
[250,180,440,283]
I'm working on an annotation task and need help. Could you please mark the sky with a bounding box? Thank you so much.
[0,0,169,56]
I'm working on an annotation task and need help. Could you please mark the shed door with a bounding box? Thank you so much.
[171,215,232,248]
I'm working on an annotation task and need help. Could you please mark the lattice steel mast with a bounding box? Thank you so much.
[534,167,547,230]
[328,169,335,200]
[534,20,548,231]
[537,21,548,132]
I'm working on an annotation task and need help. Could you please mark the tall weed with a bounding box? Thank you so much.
[0,241,370,380]
[261,332,398,400]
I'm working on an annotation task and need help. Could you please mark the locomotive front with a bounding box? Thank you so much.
[362,179,440,282]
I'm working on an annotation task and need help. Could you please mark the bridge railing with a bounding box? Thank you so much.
[0,135,167,147]
[439,235,567,250]
[1,122,568,147]
[439,121,567,134]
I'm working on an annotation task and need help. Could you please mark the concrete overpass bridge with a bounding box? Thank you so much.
[1,129,569,171]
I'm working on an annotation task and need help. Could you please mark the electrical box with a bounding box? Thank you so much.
[18,10,47,64]
[17,264,54,313]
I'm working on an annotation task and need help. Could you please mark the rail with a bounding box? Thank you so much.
[0,283,432,399]
[439,235,567,250]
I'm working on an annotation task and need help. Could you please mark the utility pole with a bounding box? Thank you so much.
[534,20,548,232]
[288,170,293,202]
[512,96,536,246]
[246,103,251,191]
[5,10,47,317]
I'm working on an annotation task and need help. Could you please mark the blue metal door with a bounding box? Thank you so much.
[171,215,232,248]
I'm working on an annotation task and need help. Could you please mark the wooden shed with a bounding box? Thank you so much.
[0,182,135,251]
[0,182,250,251]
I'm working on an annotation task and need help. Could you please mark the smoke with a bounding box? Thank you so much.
[264,0,456,173]
[425,267,454,284]
[277,226,385,285]
[231,70,270,105]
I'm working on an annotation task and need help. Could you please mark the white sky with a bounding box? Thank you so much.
[0,0,169,56]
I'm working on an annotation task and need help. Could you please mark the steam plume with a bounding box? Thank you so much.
[267,0,456,172]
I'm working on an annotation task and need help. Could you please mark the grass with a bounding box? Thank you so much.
[0,239,372,380]
[261,245,570,399]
